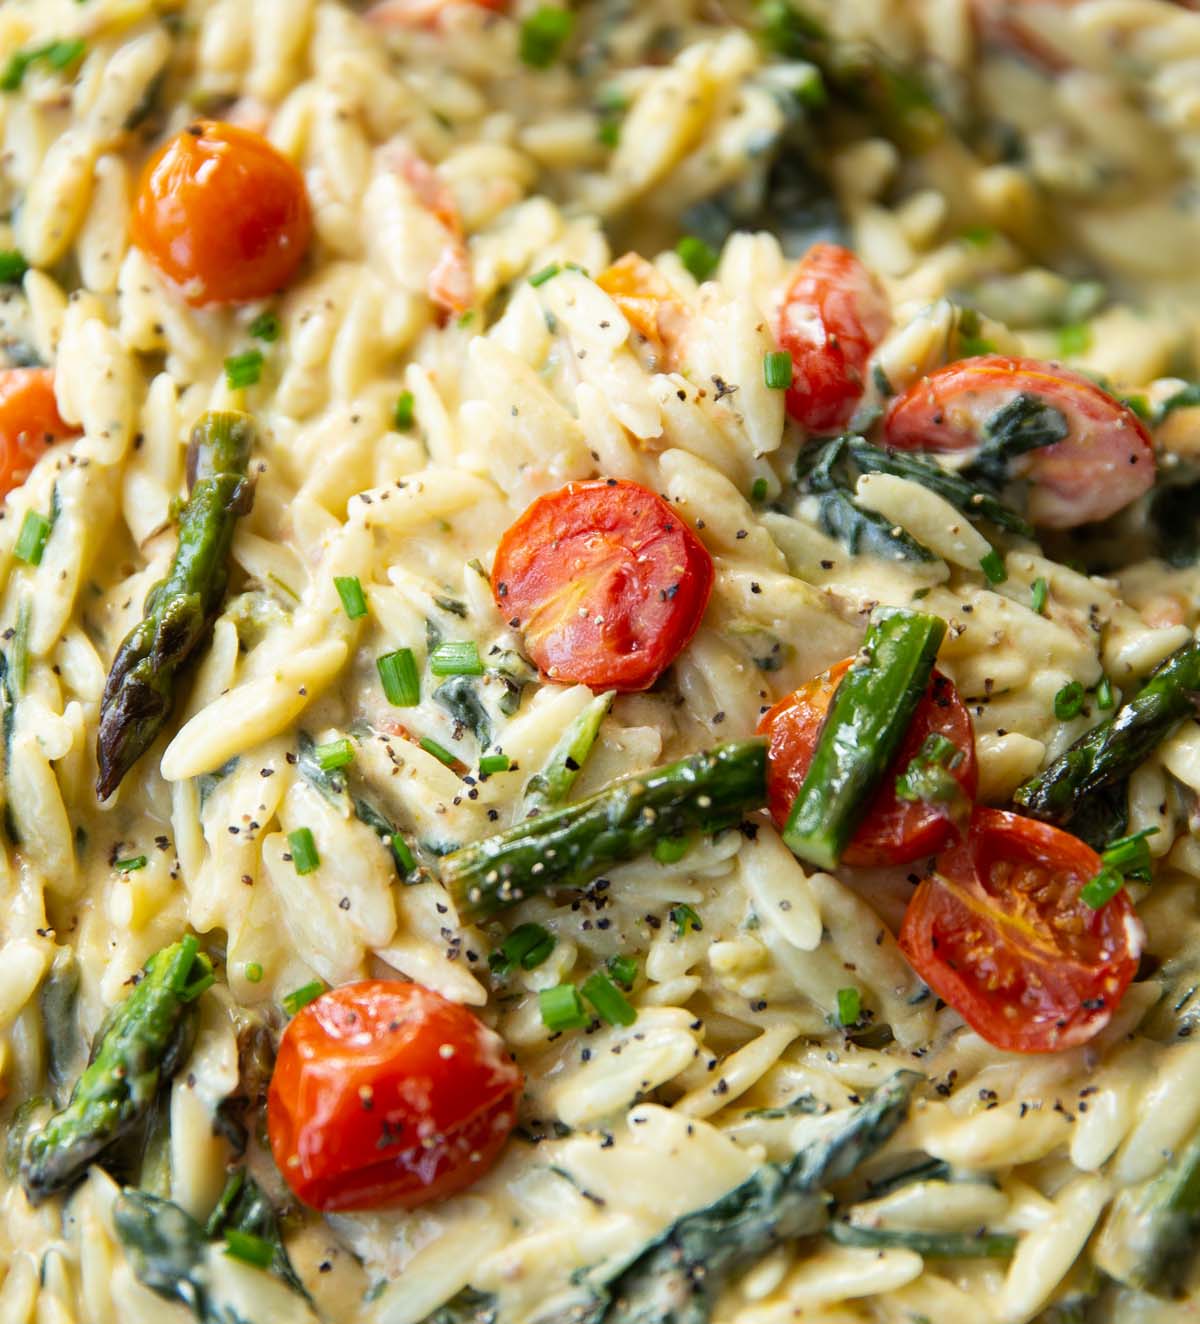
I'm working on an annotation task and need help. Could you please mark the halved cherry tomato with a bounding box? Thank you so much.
[758,661,977,866]
[775,242,891,434]
[492,479,713,691]
[268,980,523,1212]
[596,253,689,360]
[132,121,312,306]
[0,369,76,499]
[899,808,1142,1053]
[884,355,1155,528]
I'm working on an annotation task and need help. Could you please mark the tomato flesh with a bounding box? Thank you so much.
[899,808,1142,1053]
[883,355,1155,528]
[132,120,312,306]
[0,369,75,499]
[492,479,714,692]
[268,980,523,1212]
[758,661,977,867]
[776,242,891,434]
[597,253,689,357]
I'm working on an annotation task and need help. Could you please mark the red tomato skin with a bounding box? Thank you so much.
[132,121,312,307]
[899,808,1143,1053]
[883,355,1155,528]
[776,243,891,434]
[0,369,75,498]
[758,662,977,866]
[492,479,714,692]
[268,980,523,1212]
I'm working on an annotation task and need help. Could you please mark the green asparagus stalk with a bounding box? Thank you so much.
[523,690,614,814]
[1092,1124,1200,1297]
[440,741,766,923]
[21,936,212,1203]
[1013,639,1200,824]
[548,1072,920,1324]
[827,1220,1016,1258]
[96,411,256,799]
[784,608,946,869]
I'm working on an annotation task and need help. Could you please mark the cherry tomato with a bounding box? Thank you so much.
[0,369,75,499]
[381,143,473,316]
[884,355,1155,528]
[492,479,714,692]
[132,121,312,306]
[775,242,891,434]
[899,808,1143,1053]
[268,980,522,1212]
[596,253,689,361]
[366,0,505,26]
[758,661,977,867]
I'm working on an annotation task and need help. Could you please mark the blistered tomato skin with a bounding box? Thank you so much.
[0,369,76,499]
[776,242,891,434]
[883,355,1155,528]
[267,980,523,1212]
[759,663,977,867]
[492,479,714,692]
[132,121,313,307]
[899,808,1143,1054]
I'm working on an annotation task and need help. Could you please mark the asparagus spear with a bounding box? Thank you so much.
[523,690,614,814]
[96,411,256,799]
[545,1072,920,1324]
[440,740,766,922]
[784,608,946,869]
[1013,639,1200,824]
[827,1220,1016,1258]
[21,936,212,1203]
[1092,1124,1200,1297]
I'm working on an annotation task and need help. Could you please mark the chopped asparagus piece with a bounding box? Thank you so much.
[440,741,766,922]
[21,936,212,1203]
[96,412,255,798]
[523,690,614,814]
[784,608,946,869]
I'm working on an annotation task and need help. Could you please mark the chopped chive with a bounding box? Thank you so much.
[529,263,561,288]
[1,39,87,92]
[0,250,27,284]
[519,6,574,68]
[224,349,263,390]
[282,979,326,1016]
[750,477,769,503]
[669,902,702,936]
[243,961,263,984]
[377,649,419,706]
[1080,865,1124,910]
[1057,322,1092,357]
[288,827,319,875]
[653,835,690,864]
[1101,827,1158,883]
[314,737,354,771]
[457,311,476,328]
[114,854,147,872]
[959,335,997,358]
[44,38,86,70]
[836,986,861,1027]
[14,510,50,565]
[1054,681,1085,721]
[1096,675,1115,710]
[1030,577,1048,615]
[224,1229,274,1268]
[420,735,458,767]
[582,972,637,1027]
[539,982,587,1031]
[606,954,638,991]
[961,224,996,247]
[390,833,416,874]
[479,753,511,775]
[763,350,792,390]
[248,311,280,342]
[597,116,620,147]
[979,550,1007,585]
[429,641,484,676]
[394,390,415,430]
[675,235,719,282]
[489,922,556,975]
[1121,393,1151,422]
[334,575,368,620]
